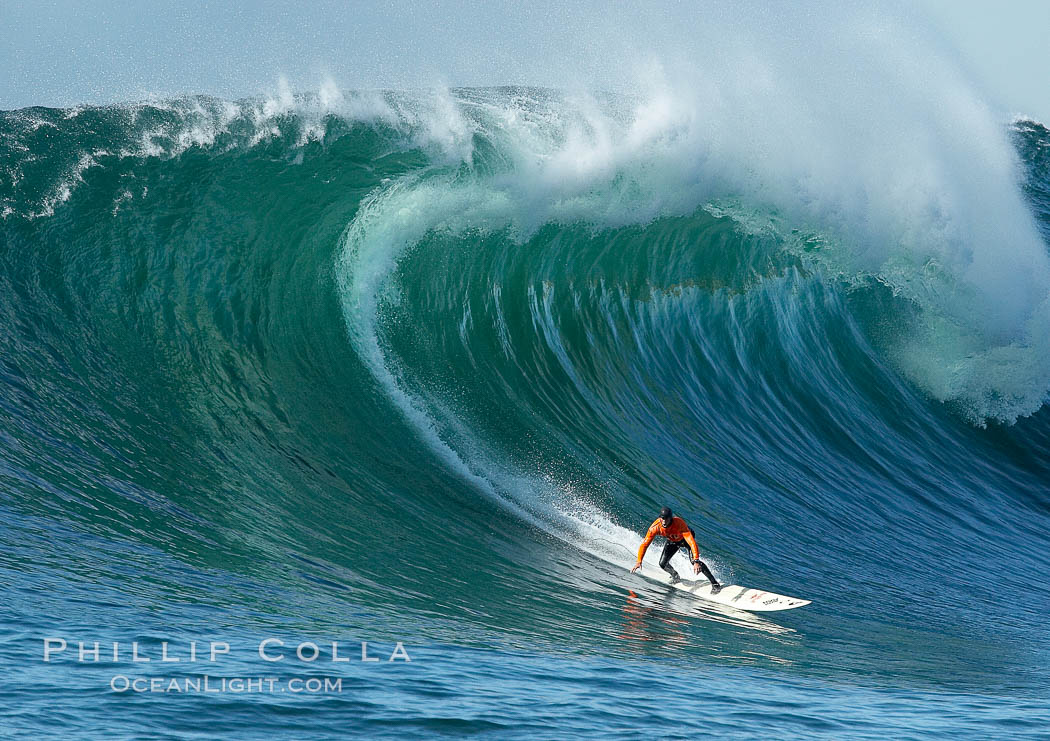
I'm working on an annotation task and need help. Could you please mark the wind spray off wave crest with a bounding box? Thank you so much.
[336,75,1050,433]
[615,8,1050,422]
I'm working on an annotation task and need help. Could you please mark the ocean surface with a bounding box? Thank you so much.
[2,84,1050,739]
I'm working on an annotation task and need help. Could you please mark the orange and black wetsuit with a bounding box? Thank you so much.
[637,516,719,585]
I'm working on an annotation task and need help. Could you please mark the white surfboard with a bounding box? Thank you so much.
[635,566,810,611]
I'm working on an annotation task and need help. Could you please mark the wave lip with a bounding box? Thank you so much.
[324,79,1050,423]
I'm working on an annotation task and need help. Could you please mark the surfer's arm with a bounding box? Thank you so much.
[682,532,720,587]
[683,530,700,562]
[631,526,658,570]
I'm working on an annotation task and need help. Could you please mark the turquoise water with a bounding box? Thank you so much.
[2,88,1050,738]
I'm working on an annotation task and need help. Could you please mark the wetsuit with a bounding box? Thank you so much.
[636,516,719,586]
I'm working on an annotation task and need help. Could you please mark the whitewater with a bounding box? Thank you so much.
[2,7,1050,740]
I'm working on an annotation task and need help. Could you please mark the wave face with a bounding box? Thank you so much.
[3,85,1050,736]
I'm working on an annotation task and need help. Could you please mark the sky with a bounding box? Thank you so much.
[1,1,1047,124]
[919,0,1050,122]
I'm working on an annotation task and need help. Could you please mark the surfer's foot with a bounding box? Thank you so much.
[709,581,722,593]
[668,573,681,585]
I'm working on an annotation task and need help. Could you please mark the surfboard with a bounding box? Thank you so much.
[634,566,811,611]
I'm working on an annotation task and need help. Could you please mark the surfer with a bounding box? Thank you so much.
[630,506,721,591]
